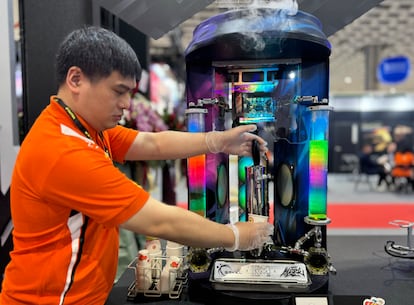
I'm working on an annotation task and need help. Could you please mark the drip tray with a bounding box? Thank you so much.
[210,258,311,292]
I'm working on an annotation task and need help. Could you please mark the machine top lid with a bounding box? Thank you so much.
[185,8,331,58]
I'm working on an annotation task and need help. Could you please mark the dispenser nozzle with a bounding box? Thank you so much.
[252,139,261,166]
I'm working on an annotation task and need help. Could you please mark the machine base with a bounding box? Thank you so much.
[210,258,311,292]
[188,277,329,305]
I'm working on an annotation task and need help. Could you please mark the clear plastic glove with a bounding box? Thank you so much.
[205,124,268,156]
[225,222,274,252]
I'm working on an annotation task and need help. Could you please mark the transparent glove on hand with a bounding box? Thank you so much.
[205,124,268,156]
[225,222,274,252]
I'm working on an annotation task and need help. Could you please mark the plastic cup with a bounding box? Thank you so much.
[166,241,184,257]
[248,214,269,223]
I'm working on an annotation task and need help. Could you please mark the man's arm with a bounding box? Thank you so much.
[120,197,235,248]
[120,196,273,251]
[124,124,268,161]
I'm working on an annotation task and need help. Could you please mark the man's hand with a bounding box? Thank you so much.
[225,221,274,251]
[205,124,268,156]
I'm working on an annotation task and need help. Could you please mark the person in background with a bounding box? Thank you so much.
[0,26,273,305]
[359,144,388,189]
[359,144,377,175]
[376,142,396,189]
[391,146,414,191]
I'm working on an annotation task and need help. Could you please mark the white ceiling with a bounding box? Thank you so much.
[328,0,414,93]
[149,0,414,94]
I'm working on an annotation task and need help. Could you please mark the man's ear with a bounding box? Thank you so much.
[66,66,83,92]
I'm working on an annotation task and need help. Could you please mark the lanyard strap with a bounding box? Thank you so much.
[55,97,111,158]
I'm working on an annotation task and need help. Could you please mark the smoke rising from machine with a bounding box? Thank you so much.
[216,0,299,52]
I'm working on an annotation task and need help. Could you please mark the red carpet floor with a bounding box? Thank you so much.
[178,202,414,229]
[327,203,414,229]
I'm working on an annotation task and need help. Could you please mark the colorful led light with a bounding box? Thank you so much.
[239,117,275,123]
[186,109,207,217]
[234,83,275,93]
[308,140,328,220]
[188,155,206,217]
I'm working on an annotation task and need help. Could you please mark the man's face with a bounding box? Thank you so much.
[78,71,136,132]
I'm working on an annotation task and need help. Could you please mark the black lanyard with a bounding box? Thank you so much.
[55,97,112,159]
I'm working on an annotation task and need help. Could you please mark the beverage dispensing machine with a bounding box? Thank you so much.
[185,6,335,303]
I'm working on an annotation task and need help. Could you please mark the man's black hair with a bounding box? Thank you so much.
[55,26,141,85]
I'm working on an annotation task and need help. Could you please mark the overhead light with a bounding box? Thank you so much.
[344,76,352,84]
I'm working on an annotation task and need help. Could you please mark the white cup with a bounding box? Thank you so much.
[136,249,151,290]
[136,249,150,267]
[136,266,152,291]
[145,238,162,253]
[248,214,269,223]
[166,241,184,257]
[160,256,181,293]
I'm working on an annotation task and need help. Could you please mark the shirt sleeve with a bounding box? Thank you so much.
[105,125,139,163]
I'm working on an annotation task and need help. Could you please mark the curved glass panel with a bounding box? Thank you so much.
[276,163,294,207]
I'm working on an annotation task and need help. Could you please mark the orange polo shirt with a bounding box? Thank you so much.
[0,97,149,305]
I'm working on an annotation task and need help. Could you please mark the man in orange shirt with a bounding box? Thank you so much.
[0,26,272,305]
